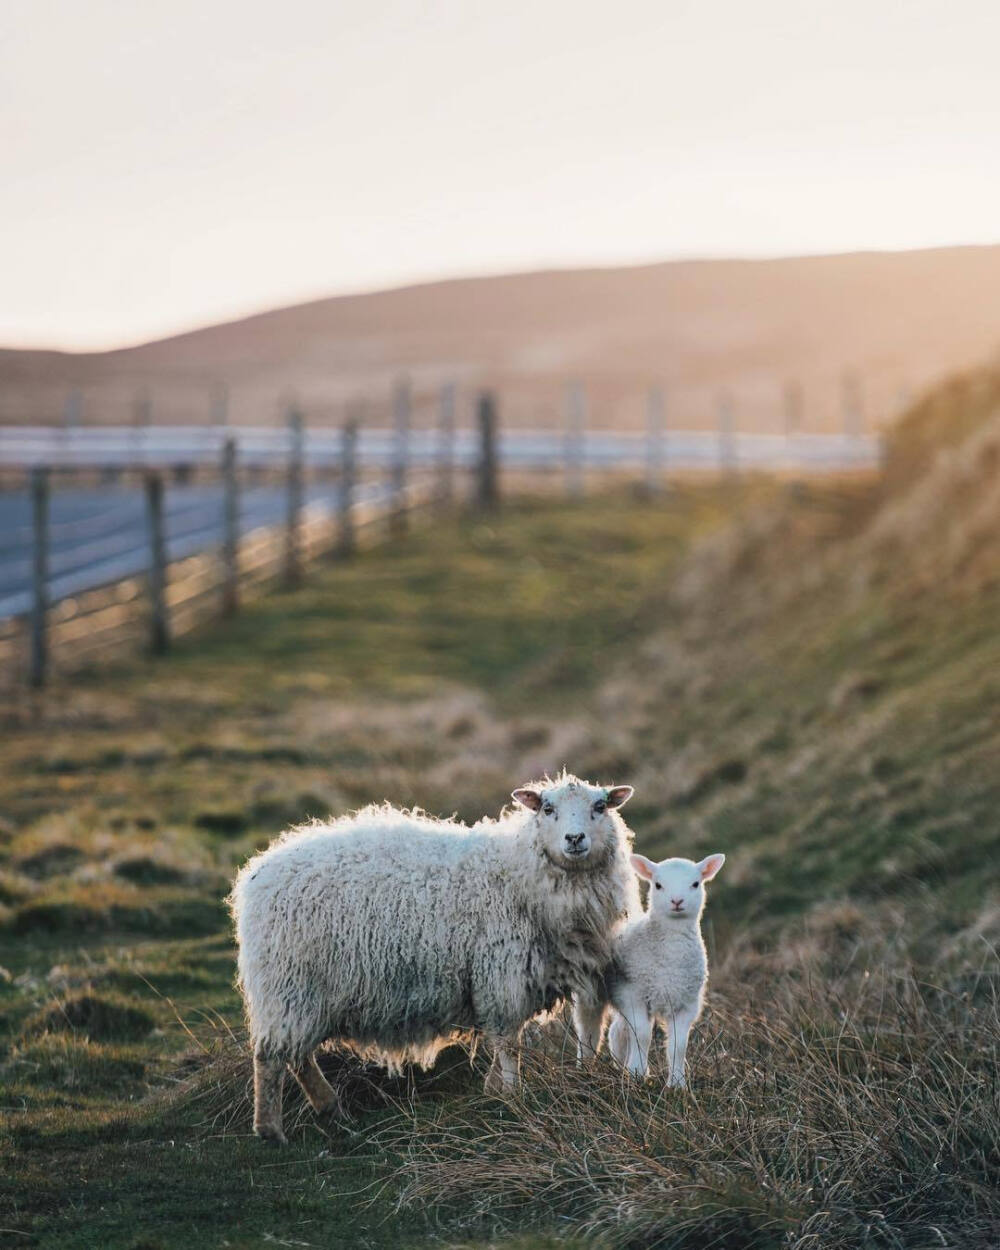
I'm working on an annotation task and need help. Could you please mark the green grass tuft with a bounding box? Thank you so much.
[24,993,157,1043]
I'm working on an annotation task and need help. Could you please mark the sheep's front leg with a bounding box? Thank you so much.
[614,989,652,1077]
[484,1039,520,1093]
[290,1050,344,1116]
[664,1003,700,1089]
[572,996,609,1063]
[253,1051,287,1144]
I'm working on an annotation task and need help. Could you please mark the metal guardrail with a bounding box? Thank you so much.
[0,424,883,472]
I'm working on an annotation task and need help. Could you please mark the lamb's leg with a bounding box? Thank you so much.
[253,1051,287,1144]
[664,1003,700,1089]
[572,996,609,1063]
[615,989,652,1077]
[290,1050,343,1115]
[484,1039,519,1093]
[608,1012,629,1066]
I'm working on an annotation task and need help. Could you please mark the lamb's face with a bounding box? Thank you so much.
[512,776,633,871]
[631,853,725,920]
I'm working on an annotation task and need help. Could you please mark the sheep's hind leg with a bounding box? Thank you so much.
[608,1012,629,1067]
[253,1052,287,1144]
[484,1038,520,1094]
[572,996,609,1063]
[291,1051,344,1116]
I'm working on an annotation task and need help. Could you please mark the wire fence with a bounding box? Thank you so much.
[0,379,883,689]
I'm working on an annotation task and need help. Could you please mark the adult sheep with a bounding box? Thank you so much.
[230,773,638,1142]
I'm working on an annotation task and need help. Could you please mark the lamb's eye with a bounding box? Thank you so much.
[593,801,606,815]
[654,882,663,890]
[543,803,555,816]
[691,881,700,889]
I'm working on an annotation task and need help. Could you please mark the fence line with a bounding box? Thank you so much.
[1,377,885,688]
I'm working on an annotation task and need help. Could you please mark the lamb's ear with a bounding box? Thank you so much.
[630,853,656,881]
[698,853,726,881]
[606,785,634,809]
[512,788,543,812]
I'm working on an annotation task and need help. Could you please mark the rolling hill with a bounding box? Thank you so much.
[3,244,1000,431]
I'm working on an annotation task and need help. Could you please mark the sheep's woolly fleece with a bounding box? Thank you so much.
[229,774,639,1071]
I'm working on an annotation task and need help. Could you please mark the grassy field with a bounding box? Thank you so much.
[2,386,999,1250]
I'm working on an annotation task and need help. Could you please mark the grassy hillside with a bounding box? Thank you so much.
[2,369,999,1247]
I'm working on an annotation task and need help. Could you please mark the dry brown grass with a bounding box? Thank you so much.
[378,940,1000,1250]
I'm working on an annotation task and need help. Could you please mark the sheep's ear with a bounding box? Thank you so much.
[512,788,543,812]
[630,853,656,881]
[698,853,726,881]
[606,785,634,809]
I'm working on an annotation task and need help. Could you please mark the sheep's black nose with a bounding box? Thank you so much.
[566,833,585,848]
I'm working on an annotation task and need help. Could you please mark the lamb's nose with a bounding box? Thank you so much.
[671,898,684,910]
[566,833,585,848]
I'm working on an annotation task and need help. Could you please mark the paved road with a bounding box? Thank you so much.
[0,481,385,620]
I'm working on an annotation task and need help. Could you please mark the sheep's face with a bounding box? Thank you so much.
[631,853,725,920]
[512,776,633,870]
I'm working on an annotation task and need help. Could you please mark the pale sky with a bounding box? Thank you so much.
[3,0,1000,351]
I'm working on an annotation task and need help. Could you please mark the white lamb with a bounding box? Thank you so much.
[229,773,639,1143]
[604,851,725,1087]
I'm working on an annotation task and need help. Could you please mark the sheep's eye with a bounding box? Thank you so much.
[593,801,606,815]
[654,882,663,890]
[692,881,700,889]
[542,803,555,816]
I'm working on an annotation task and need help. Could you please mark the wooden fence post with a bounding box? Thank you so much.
[284,406,304,587]
[645,385,666,495]
[717,391,737,476]
[29,467,50,688]
[475,391,499,510]
[842,372,864,438]
[436,381,456,509]
[390,377,410,538]
[784,380,803,438]
[63,389,82,431]
[212,381,229,427]
[337,415,358,557]
[784,379,804,489]
[132,390,151,466]
[145,472,169,654]
[221,436,239,616]
[841,373,865,470]
[564,380,585,498]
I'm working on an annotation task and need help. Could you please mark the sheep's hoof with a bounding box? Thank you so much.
[254,1123,288,1146]
[483,1071,507,1096]
[306,1090,343,1115]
